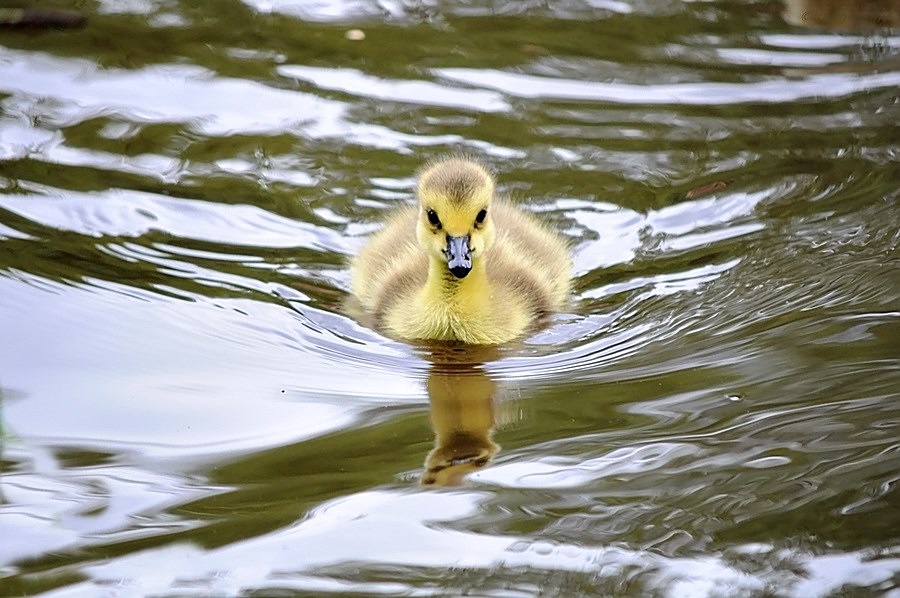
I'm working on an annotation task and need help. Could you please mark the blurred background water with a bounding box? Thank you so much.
[1,0,899,596]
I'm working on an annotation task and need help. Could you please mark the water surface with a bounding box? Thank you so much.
[1,1,899,595]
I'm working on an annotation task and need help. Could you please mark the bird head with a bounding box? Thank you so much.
[415,158,496,279]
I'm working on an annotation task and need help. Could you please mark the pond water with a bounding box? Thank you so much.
[1,1,899,596]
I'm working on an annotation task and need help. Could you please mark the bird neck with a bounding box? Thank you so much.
[424,257,490,309]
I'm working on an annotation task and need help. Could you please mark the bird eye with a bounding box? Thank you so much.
[475,208,487,225]
[426,209,442,228]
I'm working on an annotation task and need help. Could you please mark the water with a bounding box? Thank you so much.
[1,1,898,596]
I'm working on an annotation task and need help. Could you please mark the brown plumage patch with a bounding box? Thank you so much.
[420,159,492,206]
[371,262,422,326]
[492,257,552,316]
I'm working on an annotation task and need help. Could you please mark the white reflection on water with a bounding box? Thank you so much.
[1,455,217,564]
[241,0,409,21]
[761,33,900,50]
[714,47,845,67]
[2,0,898,595]
[0,51,345,136]
[563,188,766,276]
[0,188,348,251]
[0,221,34,241]
[471,442,700,488]
[0,277,419,459]
[435,67,900,104]
[278,65,510,112]
[42,487,899,597]
[0,49,519,156]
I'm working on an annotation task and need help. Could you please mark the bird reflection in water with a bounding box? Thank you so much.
[419,344,507,487]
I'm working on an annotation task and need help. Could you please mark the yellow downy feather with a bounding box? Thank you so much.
[350,157,571,345]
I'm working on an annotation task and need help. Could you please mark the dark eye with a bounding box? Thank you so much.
[475,208,487,225]
[426,209,441,228]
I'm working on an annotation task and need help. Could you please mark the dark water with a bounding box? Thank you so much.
[1,1,899,596]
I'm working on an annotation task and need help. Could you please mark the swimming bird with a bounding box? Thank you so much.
[350,157,571,345]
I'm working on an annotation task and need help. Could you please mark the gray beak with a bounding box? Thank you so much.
[445,235,472,279]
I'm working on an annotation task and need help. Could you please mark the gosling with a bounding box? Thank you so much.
[350,157,571,345]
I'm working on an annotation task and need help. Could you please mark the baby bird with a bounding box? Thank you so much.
[350,157,571,345]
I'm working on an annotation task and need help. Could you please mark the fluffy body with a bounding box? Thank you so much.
[351,158,571,345]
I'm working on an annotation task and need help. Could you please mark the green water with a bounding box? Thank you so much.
[1,1,898,596]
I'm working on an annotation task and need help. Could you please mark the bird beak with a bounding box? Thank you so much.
[445,235,472,279]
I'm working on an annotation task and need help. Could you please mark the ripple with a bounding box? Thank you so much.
[761,32,900,51]
[0,49,519,156]
[2,2,899,595]
[278,65,510,112]
[471,442,699,489]
[240,0,413,21]
[0,188,347,251]
[0,50,345,136]
[0,440,218,564]
[32,486,900,596]
[0,221,33,241]
[435,67,900,105]
[0,275,423,462]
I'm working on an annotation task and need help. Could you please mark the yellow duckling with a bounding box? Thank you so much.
[350,157,571,344]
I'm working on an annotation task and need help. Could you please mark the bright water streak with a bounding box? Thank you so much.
[1,0,898,596]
